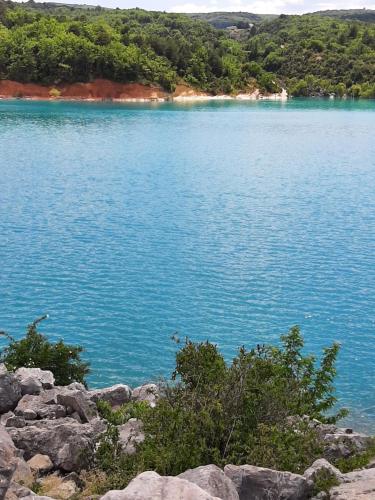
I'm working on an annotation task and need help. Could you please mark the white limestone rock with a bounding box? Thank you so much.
[304,459,344,484]
[0,365,22,414]
[8,417,106,472]
[100,471,221,499]
[131,384,159,408]
[15,368,54,395]
[224,464,312,500]
[178,464,239,500]
[89,384,132,408]
[118,419,145,455]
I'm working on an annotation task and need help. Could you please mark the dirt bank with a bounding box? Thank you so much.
[0,79,287,101]
[0,79,167,101]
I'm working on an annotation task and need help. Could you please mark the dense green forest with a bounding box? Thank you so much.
[311,9,375,23]
[191,9,375,27]
[247,14,375,97]
[188,11,276,29]
[0,1,374,97]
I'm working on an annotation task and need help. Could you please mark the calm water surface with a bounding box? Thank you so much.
[0,99,374,429]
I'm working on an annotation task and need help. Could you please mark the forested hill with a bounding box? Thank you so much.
[187,12,277,29]
[311,9,375,23]
[0,1,374,98]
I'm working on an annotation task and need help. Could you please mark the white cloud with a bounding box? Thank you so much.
[317,1,375,9]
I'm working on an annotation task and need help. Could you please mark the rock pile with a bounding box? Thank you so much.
[91,463,375,500]
[0,364,154,499]
[0,364,374,500]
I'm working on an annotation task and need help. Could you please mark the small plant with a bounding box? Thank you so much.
[49,87,61,98]
[0,316,90,385]
[97,400,150,426]
[313,469,340,495]
[335,438,375,473]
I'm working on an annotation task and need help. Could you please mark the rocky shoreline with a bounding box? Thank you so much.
[1,364,374,500]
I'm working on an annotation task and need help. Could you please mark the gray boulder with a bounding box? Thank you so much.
[329,468,375,498]
[100,471,221,499]
[27,454,54,475]
[0,424,18,499]
[341,467,375,484]
[287,417,372,462]
[178,464,239,500]
[4,482,35,499]
[15,368,54,396]
[0,412,13,425]
[0,412,26,429]
[17,377,42,397]
[304,459,344,484]
[131,384,159,408]
[224,464,312,500]
[11,457,34,489]
[33,386,85,406]
[303,420,371,461]
[118,419,145,455]
[56,389,98,423]
[36,389,60,405]
[321,428,371,461]
[66,382,87,391]
[0,365,22,414]
[8,417,106,472]
[89,384,132,408]
[14,395,66,421]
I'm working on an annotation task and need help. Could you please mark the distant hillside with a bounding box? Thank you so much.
[311,9,375,23]
[0,1,374,98]
[187,12,277,29]
[246,14,375,97]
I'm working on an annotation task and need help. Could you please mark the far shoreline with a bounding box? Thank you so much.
[0,78,288,103]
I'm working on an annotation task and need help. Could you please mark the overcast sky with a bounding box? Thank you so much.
[24,0,375,13]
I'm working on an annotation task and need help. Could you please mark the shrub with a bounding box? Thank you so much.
[313,468,340,495]
[97,400,151,426]
[335,438,375,473]
[95,326,346,490]
[243,61,262,78]
[308,39,325,53]
[258,71,281,93]
[264,52,285,71]
[49,87,61,98]
[0,316,90,385]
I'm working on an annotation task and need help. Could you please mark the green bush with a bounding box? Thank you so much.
[0,316,90,385]
[308,39,325,53]
[258,72,281,93]
[95,326,346,490]
[97,400,151,426]
[312,468,340,495]
[335,438,375,473]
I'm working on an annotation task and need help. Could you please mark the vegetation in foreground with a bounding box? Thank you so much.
[93,326,348,491]
[0,1,374,97]
[0,315,90,385]
[3,317,375,496]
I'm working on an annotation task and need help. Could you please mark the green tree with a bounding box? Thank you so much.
[96,327,346,490]
[1,316,90,385]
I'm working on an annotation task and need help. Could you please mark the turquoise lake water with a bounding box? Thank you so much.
[0,99,374,429]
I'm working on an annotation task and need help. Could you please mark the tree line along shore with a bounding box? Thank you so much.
[0,2,374,99]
